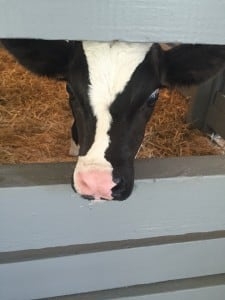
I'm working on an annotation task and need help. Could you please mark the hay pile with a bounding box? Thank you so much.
[0,48,222,164]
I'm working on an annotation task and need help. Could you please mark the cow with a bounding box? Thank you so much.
[2,39,225,200]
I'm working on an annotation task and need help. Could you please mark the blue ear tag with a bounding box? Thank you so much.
[147,88,159,107]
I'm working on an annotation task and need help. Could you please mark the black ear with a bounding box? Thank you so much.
[162,44,225,86]
[1,39,75,80]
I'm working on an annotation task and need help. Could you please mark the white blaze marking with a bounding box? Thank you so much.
[76,41,152,171]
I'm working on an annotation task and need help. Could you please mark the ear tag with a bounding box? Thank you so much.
[147,88,159,107]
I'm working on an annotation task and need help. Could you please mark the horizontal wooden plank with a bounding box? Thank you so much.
[0,162,74,187]
[1,240,225,299]
[39,277,225,300]
[121,286,225,300]
[0,0,225,44]
[1,156,225,187]
[1,231,225,264]
[1,175,225,252]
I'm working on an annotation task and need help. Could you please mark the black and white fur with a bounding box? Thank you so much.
[2,39,225,200]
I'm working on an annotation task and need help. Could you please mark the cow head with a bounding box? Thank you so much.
[67,42,225,201]
[2,39,225,200]
[68,42,162,200]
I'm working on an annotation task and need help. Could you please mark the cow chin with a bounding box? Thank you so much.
[73,156,134,201]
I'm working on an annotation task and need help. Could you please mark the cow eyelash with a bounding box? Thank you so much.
[147,89,159,107]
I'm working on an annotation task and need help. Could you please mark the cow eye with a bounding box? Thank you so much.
[66,83,73,95]
[147,89,159,107]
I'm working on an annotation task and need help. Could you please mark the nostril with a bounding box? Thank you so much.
[82,194,95,201]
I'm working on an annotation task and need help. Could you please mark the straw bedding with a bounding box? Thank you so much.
[0,48,222,164]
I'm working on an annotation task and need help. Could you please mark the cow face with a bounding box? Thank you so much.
[67,41,225,201]
[2,39,225,201]
[67,42,163,200]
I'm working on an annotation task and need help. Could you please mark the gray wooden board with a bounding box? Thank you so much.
[184,70,225,134]
[0,240,225,300]
[120,286,225,300]
[207,92,225,137]
[1,155,225,187]
[38,279,225,300]
[0,0,225,44]
[1,175,225,252]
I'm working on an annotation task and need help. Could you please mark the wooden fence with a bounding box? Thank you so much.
[0,1,225,299]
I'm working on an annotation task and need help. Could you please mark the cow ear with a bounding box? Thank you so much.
[1,39,74,80]
[161,44,225,87]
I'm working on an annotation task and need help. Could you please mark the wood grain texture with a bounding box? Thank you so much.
[0,0,224,43]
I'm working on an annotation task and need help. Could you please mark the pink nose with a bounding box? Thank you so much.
[74,169,116,200]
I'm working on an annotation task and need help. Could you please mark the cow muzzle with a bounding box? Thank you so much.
[73,158,134,201]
